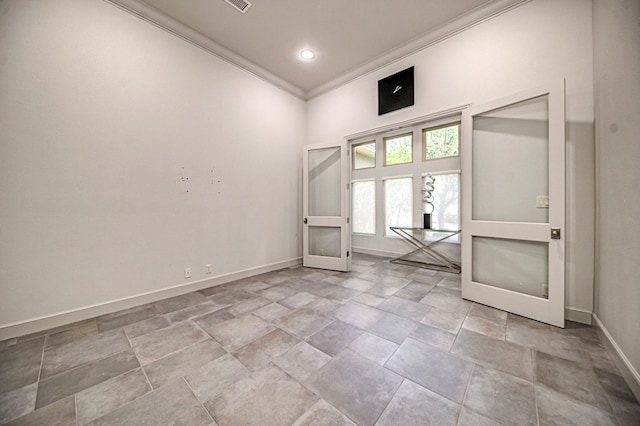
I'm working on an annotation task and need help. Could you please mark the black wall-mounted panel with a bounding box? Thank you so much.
[378,67,414,115]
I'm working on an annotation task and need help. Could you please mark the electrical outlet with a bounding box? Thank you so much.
[206,264,212,274]
[184,268,191,279]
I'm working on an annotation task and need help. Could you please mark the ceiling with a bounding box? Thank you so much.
[125,0,521,97]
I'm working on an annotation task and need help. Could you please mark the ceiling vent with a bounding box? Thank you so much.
[224,0,252,14]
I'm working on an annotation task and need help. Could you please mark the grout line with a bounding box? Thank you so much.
[7,258,601,425]
[533,382,540,426]
[448,311,469,352]
[123,328,153,392]
[74,394,79,426]
[30,338,46,417]
[139,362,154,391]
[373,377,405,425]
[182,376,217,424]
[456,362,476,426]
[36,337,46,383]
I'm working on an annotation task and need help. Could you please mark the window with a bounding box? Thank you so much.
[352,141,376,170]
[384,133,413,166]
[352,180,376,234]
[350,114,462,248]
[384,177,412,235]
[428,173,460,231]
[423,122,460,161]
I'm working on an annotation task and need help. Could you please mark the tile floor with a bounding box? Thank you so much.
[1,253,639,425]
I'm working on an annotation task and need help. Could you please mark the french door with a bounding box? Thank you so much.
[302,143,351,272]
[461,81,566,327]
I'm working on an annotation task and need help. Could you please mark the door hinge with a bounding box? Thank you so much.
[551,227,561,239]
[303,218,308,224]
[347,217,350,224]
[347,251,350,257]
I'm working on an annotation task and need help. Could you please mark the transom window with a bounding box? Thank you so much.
[423,122,460,161]
[384,133,413,166]
[352,141,376,170]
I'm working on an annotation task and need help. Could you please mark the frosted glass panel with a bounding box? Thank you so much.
[352,181,375,234]
[308,147,341,216]
[472,95,549,223]
[309,226,341,258]
[472,237,548,299]
[385,177,412,236]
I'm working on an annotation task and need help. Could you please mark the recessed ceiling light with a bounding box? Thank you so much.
[299,49,315,60]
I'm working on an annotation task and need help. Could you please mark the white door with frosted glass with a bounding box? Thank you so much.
[302,143,351,272]
[461,81,565,327]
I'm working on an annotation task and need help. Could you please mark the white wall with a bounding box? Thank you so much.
[307,0,595,321]
[593,0,640,392]
[0,0,306,337]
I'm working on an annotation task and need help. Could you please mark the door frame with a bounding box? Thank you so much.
[461,80,566,327]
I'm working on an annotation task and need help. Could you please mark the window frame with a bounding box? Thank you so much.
[422,121,461,162]
[383,132,414,167]
[348,110,463,251]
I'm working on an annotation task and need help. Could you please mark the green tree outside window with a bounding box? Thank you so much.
[385,134,412,165]
[424,124,459,160]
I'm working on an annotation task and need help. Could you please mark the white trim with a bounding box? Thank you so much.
[565,307,592,325]
[381,174,414,181]
[593,314,640,402]
[104,0,305,99]
[353,247,404,259]
[354,245,460,258]
[421,169,461,177]
[307,0,531,99]
[346,105,468,142]
[0,257,301,341]
[106,0,530,100]
[352,232,376,238]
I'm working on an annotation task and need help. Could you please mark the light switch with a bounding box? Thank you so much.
[536,196,549,208]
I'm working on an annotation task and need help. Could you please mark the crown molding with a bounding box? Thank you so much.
[106,0,530,101]
[104,0,306,100]
[306,0,531,99]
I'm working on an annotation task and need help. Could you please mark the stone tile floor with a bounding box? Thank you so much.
[1,253,639,425]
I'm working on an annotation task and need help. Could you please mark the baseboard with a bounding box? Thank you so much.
[352,247,401,259]
[565,307,592,325]
[0,257,302,341]
[592,313,640,403]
